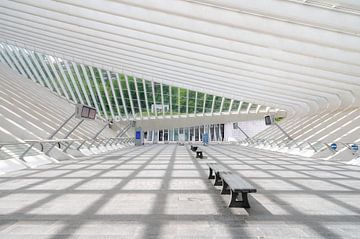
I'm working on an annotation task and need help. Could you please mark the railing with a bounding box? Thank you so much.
[237,138,359,155]
[0,136,135,161]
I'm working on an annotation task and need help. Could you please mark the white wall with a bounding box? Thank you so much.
[224,119,270,142]
[0,63,120,160]
[254,108,360,161]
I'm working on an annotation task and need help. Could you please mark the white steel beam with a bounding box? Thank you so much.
[30,51,53,90]
[219,97,225,114]
[177,87,180,114]
[56,58,77,102]
[246,103,252,114]
[46,56,70,100]
[160,82,165,117]
[237,101,243,113]
[107,70,122,119]
[99,69,115,119]
[12,46,37,84]
[169,85,173,117]
[19,48,45,87]
[194,91,198,115]
[89,66,108,119]
[210,95,216,115]
[72,62,91,106]
[37,52,62,96]
[80,64,100,113]
[151,80,157,118]
[186,89,189,116]
[142,78,150,118]
[134,77,143,119]
[0,44,17,71]
[124,74,135,118]
[116,73,129,120]
[3,45,27,78]
[256,104,262,113]
[228,99,234,113]
[64,60,84,104]
[202,93,207,116]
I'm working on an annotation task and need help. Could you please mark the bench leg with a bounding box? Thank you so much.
[208,168,215,179]
[228,191,251,208]
[220,180,230,195]
[214,172,222,186]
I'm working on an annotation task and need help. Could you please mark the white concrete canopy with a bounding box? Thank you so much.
[0,0,359,118]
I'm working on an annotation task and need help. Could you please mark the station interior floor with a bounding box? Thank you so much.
[0,144,359,239]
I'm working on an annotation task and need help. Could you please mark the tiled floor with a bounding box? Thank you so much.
[0,144,359,238]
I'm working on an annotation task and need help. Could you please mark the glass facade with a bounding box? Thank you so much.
[0,43,274,121]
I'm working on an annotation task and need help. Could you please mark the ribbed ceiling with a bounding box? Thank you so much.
[0,0,359,117]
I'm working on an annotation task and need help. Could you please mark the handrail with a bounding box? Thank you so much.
[239,137,359,155]
[0,136,135,161]
[0,137,132,146]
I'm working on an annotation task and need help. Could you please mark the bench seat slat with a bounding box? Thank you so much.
[220,172,257,193]
[207,163,229,172]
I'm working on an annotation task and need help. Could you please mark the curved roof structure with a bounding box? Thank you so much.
[1,0,359,118]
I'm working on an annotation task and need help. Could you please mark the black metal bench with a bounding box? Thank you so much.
[196,150,203,159]
[190,145,198,152]
[207,163,231,186]
[219,171,257,208]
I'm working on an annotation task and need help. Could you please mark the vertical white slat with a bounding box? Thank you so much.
[30,51,53,90]
[80,64,100,113]
[169,85,173,117]
[202,93,207,116]
[72,62,91,106]
[47,56,70,100]
[37,53,62,96]
[64,60,84,104]
[12,46,37,83]
[210,95,216,115]
[256,104,262,113]
[133,77,143,119]
[4,45,27,76]
[116,73,129,120]
[151,81,157,118]
[218,124,222,142]
[56,58,77,102]
[0,44,18,71]
[160,82,165,117]
[178,87,181,114]
[186,89,189,116]
[99,69,115,119]
[228,99,234,113]
[219,97,225,114]
[198,126,201,141]
[107,71,122,119]
[124,74,135,118]
[0,50,7,64]
[194,91,198,115]
[237,101,243,113]
[19,48,45,86]
[246,103,252,114]
[89,66,108,119]
[142,78,150,118]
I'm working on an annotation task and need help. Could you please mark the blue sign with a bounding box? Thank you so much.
[203,133,209,145]
[135,131,141,140]
[351,144,358,152]
[331,143,337,150]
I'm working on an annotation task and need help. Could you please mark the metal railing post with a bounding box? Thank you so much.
[19,143,35,161]
[85,122,110,149]
[62,119,85,152]
[45,119,84,155]
[48,113,75,140]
